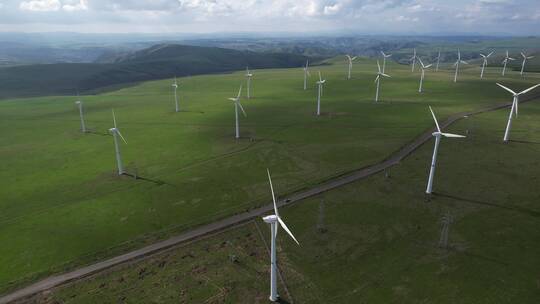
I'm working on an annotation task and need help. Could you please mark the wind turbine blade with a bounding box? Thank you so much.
[374,75,380,83]
[429,106,441,133]
[487,51,493,57]
[236,85,243,99]
[521,52,526,58]
[117,130,128,144]
[318,71,322,82]
[425,64,432,68]
[496,83,517,95]
[453,61,458,67]
[267,169,279,217]
[518,84,540,95]
[228,98,237,101]
[381,73,391,78]
[441,132,466,138]
[277,217,299,245]
[112,109,117,128]
[461,60,468,64]
[377,60,381,73]
[238,102,247,117]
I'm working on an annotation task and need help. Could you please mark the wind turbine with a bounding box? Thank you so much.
[418,58,432,93]
[374,60,390,103]
[520,52,534,77]
[381,51,392,73]
[172,76,180,112]
[228,85,246,139]
[453,50,468,83]
[410,48,418,72]
[425,106,466,194]
[501,50,515,76]
[245,67,253,99]
[303,60,310,90]
[496,83,540,142]
[109,109,128,175]
[316,71,326,116]
[435,49,441,72]
[262,169,299,302]
[479,51,493,79]
[75,94,86,133]
[346,55,357,80]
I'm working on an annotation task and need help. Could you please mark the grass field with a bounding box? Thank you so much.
[32,99,540,303]
[1,55,539,295]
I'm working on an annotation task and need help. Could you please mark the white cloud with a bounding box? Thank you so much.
[62,0,87,12]
[395,15,419,22]
[20,0,61,11]
[19,0,87,12]
[324,3,342,15]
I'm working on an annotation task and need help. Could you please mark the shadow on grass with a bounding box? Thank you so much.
[460,250,510,266]
[434,192,540,218]
[508,139,540,145]
[85,130,109,136]
[122,173,167,186]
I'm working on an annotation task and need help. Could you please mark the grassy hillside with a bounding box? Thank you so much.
[0,55,539,296]
[0,44,307,99]
[31,99,540,304]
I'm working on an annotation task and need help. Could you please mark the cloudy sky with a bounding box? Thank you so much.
[0,0,539,35]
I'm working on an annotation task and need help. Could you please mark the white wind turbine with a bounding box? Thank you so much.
[374,60,390,103]
[262,169,299,302]
[316,71,326,116]
[418,58,432,93]
[520,52,534,77]
[435,49,441,72]
[228,85,247,139]
[496,83,540,142]
[346,55,357,80]
[109,109,128,175]
[453,50,468,83]
[501,50,515,76]
[426,106,466,194]
[381,51,392,73]
[303,60,310,90]
[479,51,493,79]
[172,76,180,112]
[245,67,253,99]
[410,48,418,72]
[75,94,86,133]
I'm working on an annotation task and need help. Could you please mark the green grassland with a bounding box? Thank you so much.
[41,99,540,303]
[0,56,539,295]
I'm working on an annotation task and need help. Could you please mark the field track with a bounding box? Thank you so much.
[1,95,537,304]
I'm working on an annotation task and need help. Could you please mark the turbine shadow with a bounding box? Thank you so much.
[459,249,509,266]
[85,130,109,136]
[122,173,167,186]
[175,110,205,114]
[508,139,540,145]
[434,192,540,218]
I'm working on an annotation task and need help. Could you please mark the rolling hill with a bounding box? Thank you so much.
[0,44,308,99]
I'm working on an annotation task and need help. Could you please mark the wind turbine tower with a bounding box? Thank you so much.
[262,169,299,302]
[109,109,128,175]
[75,96,86,133]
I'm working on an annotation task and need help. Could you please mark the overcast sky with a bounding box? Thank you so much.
[0,0,538,35]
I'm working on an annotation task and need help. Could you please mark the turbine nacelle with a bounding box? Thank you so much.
[263,214,278,224]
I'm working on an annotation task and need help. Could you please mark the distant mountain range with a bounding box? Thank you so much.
[0,44,308,99]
